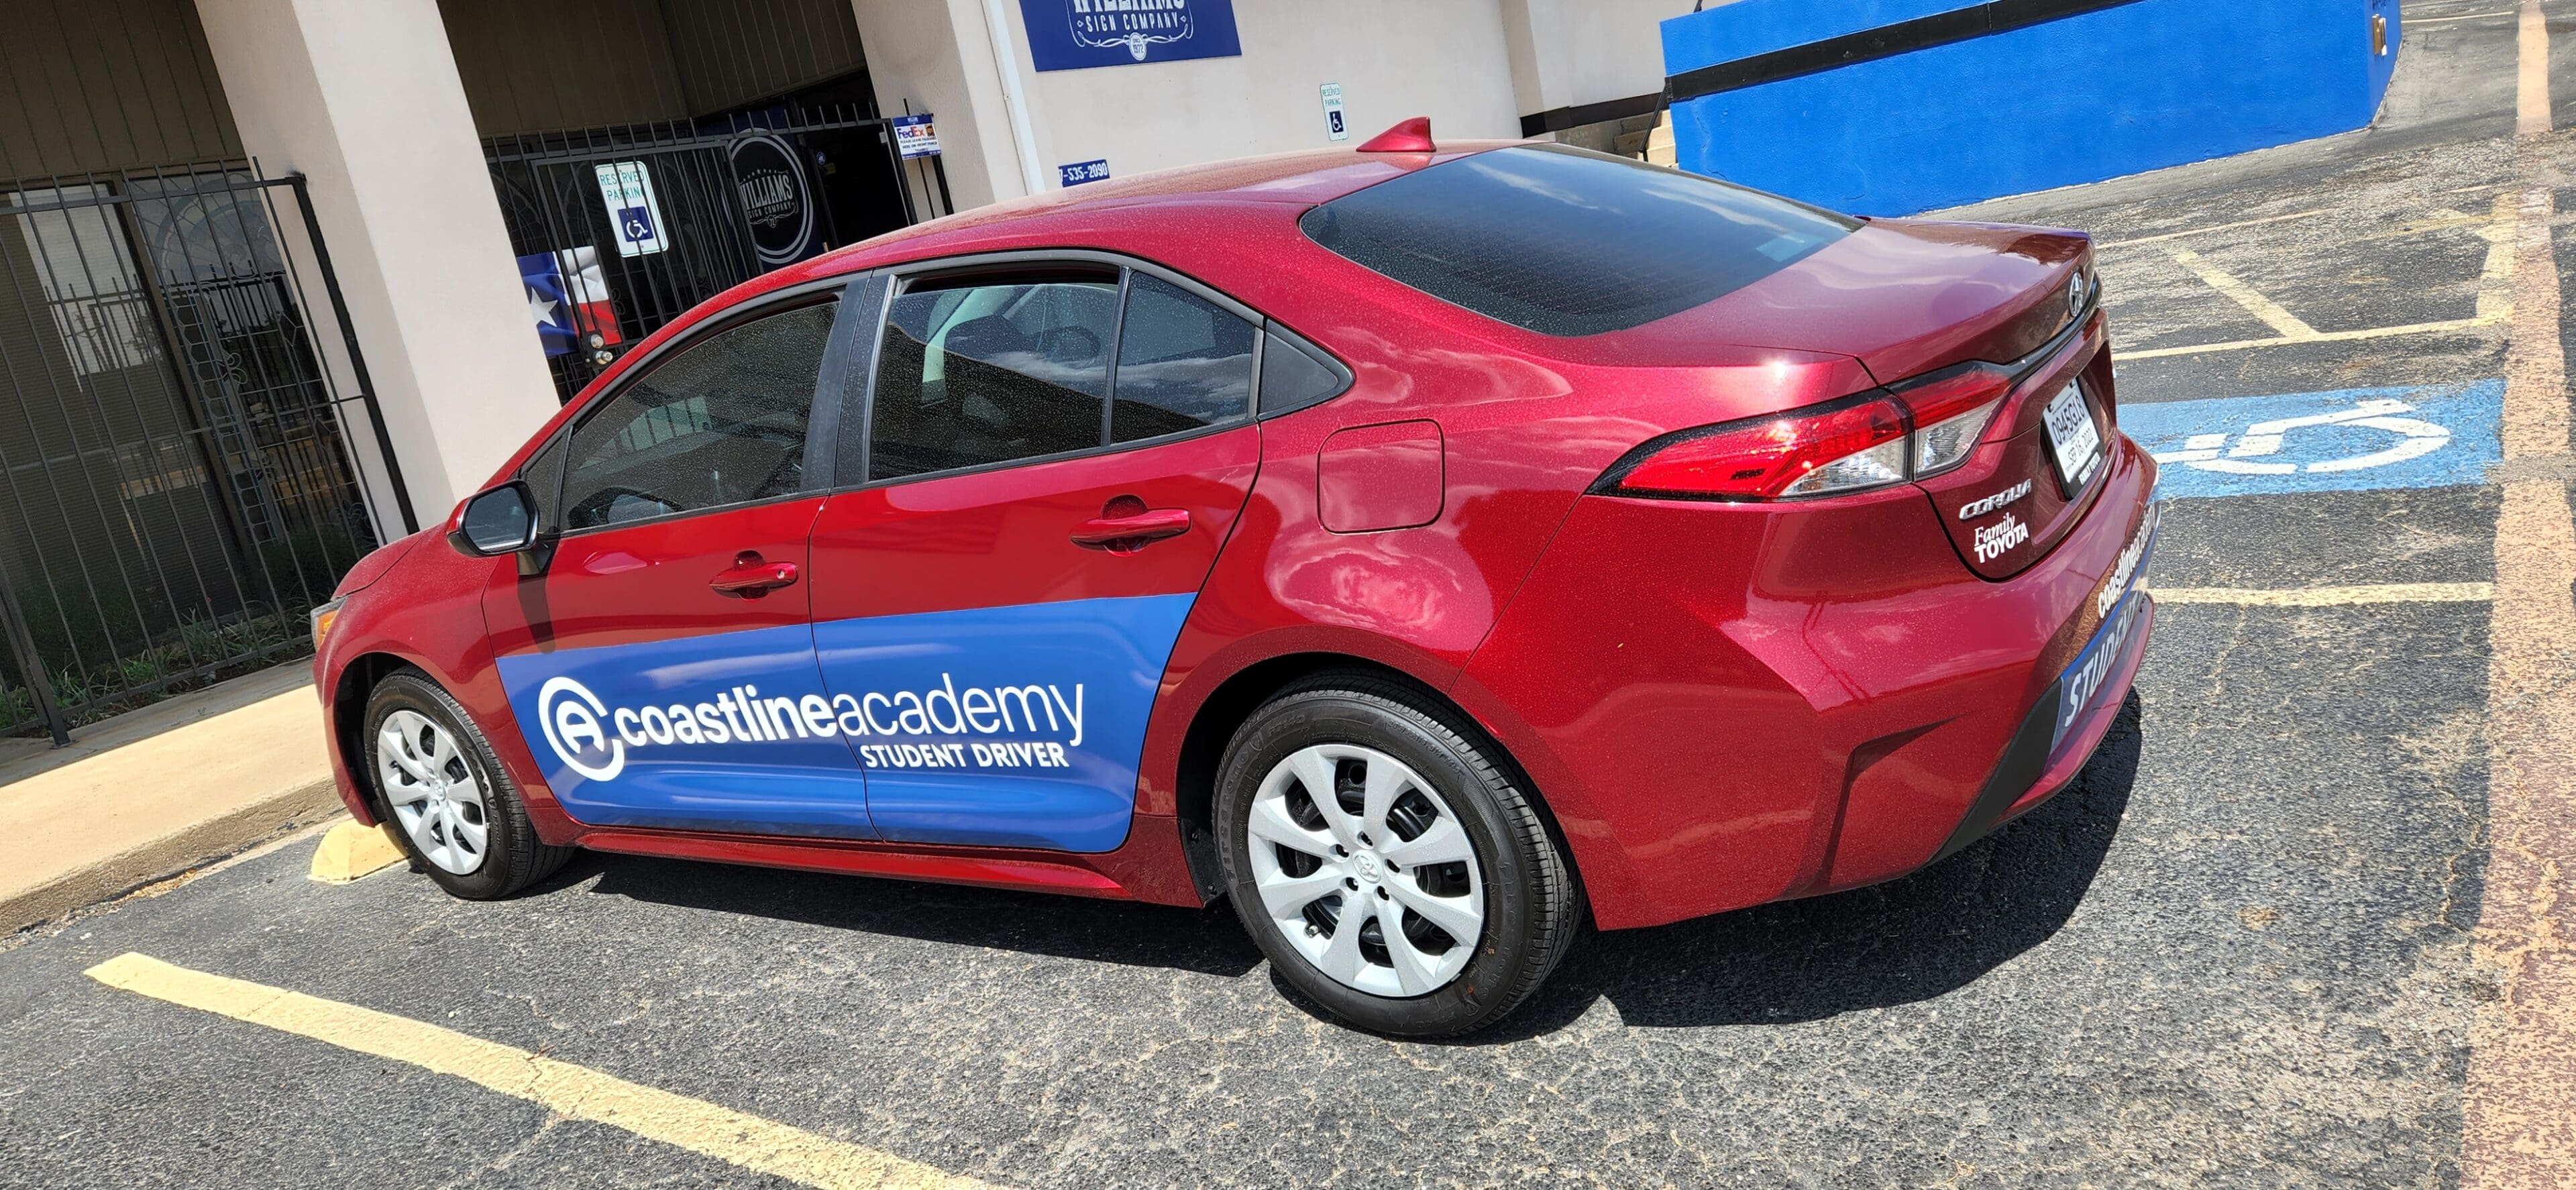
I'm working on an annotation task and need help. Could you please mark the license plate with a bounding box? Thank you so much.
[2051,506,2157,751]
[2042,382,2104,490]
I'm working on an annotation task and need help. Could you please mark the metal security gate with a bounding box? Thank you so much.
[487,101,943,401]
[0,163,408,743]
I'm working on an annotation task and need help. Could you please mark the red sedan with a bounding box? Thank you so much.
[312,120,2157,1037]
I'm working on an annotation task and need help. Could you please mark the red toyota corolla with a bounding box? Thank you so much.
[311,121,2157,1036]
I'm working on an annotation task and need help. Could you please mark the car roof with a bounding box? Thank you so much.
[775,141,1522,282]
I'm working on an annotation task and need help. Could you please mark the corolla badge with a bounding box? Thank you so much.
[539,675,625,781]
[1958,478,2033,521]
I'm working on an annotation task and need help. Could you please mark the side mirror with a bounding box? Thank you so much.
[449,482,538,557]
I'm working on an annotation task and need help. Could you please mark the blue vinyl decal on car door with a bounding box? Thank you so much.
[811,592,1196,853]
[495,623,875,838]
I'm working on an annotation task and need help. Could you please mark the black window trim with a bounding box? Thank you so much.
[833,248,1334,493]
[530,273,864,542]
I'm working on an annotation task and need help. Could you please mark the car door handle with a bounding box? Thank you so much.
[1069,507,1191,549]
[710,557,798,597]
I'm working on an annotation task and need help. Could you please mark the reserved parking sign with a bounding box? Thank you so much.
[592,161,667,258]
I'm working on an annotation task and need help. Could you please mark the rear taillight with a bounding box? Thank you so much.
[1891,364,2009,478]
[1594,367,2014,502]
[1597,394,1908,500]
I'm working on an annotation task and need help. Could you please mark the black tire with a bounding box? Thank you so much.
[1214,673,1581,1037]
[362,669,573,900]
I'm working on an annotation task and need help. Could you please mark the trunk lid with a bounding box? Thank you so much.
[1597,218,2096,383]
[1590,218,2110,579]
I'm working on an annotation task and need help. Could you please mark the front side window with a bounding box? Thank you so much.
[869,273,1118,480]
[1112,275,1254,443]
[561,300,835,531]
[1299,144,1860,337]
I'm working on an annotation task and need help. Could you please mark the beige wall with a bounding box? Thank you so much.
[852,0,1676,209]
[1505,0,1682,117]
[849,0,1031,209]
[196,0,561,524]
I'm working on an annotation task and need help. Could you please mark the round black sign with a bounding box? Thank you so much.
[729,131,813,266]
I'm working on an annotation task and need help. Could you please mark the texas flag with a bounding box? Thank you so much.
[519,246,623,358]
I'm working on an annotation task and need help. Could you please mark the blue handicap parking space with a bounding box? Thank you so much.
[2119,380,2503,498]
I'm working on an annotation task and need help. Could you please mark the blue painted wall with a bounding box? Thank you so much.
[1662,0,2404,216]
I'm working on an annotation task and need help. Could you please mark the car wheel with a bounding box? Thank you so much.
[1214,673,1581,1037]
[363,669,572,900]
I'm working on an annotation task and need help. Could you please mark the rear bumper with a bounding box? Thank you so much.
[1461,434,2159,930]
[1927,592,2153,866]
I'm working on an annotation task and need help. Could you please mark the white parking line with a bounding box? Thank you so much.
[2097,209,2329,248]
[2165,248,2319,337]
[2118,194,2519,362]
[2117,315,2503,360]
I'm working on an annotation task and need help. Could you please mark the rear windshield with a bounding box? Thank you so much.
[1299,144,1859,337]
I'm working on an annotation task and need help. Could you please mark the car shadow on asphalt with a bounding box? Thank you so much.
[565,692,2141,1037]
[1463,691,2147,1044]
[570,844,1269,980]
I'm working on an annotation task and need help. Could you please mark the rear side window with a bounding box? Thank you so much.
[1112,275,1254,443]
[1257,328,1346,416]
[1299,144,1859,337]
[561,301,834,531]
[871,276,1118,480]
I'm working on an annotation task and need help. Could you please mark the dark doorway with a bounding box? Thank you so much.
[485,78,943,403]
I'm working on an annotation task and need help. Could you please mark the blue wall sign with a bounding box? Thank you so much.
[1059,158,1111,187]
[1020,0,1242,71]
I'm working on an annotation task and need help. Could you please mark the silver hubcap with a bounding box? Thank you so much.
[376,709,490,875]
[1246,743,1486,997]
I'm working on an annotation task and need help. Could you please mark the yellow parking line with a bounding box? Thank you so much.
[2467,3,2576,1183]
[2151,582,2496,606]
[84,953,1001,1190]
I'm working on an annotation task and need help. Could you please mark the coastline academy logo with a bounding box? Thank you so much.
[539,675,625,782]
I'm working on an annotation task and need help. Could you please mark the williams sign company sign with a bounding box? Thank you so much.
[1020,0,1242,70]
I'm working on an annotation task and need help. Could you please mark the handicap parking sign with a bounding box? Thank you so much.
[2123,380,2502,498]
[593,161,667,258]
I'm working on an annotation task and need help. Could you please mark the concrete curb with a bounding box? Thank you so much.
[307,819,409,884]
[1,777,345,936]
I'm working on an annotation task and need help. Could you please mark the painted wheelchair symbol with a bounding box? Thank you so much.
[2149,398,2451,475]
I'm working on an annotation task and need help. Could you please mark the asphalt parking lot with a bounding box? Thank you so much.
[5,3,2573,1187]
